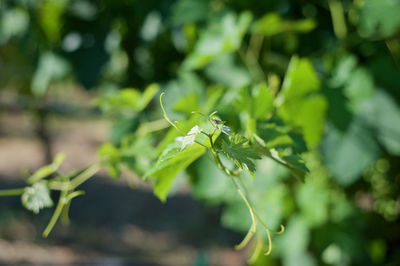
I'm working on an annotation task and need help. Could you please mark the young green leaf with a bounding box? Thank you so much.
[220,134,261,175]
[178,125,202,149]
[21,182,53,214]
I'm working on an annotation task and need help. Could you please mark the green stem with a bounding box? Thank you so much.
[209,136,238,176]
[237,175,284,234]
[60,191,85,225]
[239,47,266,83]
[248,235,263,263]
[234,174,284,255]
[0,188,25,196]
[246,34,264,66]
[61,200,72,225]
[43,189,68,237]
[158,93,284,255]
[329,0,347,39]
[160,92,185,134]
[69,163,101,190]
[47,181,66,191]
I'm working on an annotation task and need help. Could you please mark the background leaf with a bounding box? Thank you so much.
[278,57,327,148]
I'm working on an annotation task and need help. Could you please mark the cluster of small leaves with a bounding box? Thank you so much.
[21,182,53,214]
[0,153,100,237]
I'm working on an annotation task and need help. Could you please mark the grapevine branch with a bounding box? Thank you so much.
[160,92,284,257]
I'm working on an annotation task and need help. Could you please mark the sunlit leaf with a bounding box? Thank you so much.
[137,83,160,111]
[146,142,206,202]
[95,83,159,115]
[183,11,252,69]
[252,83,274,119]
[277,56,327,148]
[177,125,201,149]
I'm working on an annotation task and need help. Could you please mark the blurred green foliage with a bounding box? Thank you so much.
[1,0,400,265]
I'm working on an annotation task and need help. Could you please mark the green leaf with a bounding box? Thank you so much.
[98,143,121,179]
[21,182,53,214]
[296,181,329,226]
[358,0,400,38]
[119,135,156,175]
[106,163,121,180]
[183,11,252,70]
[170,0,209,26]
[95,83,159,114]
[233,86,252,115]
[137,83,160,111]
[252,132,309,181]
[257,121,308,154]
[322,122,379,185]
[205,54,251,89]
[220,134,261,175]
[192,157,236,204]
[173,93,200,114]
[252,83,274,119]
[31,52,70,96]
[357,90,400,155]
[257,123,295,150]
[267,152,308,181]
[38,0,66,44]
[278,57,327,148]
[232,82,274,120]
[221,198,252,233]
[344,68,374,104]
[156,115,202,154]
[0,7,29,41]
[27,153,66,184]
[276,216,311,261]
[279,56,320,101]
[98,142,120,158]
[179,125,202,149]
[281,154,309,175]
[252,13,316,36]
[95,88,140,114]
[146,142,206,202]
[329,55,358,87]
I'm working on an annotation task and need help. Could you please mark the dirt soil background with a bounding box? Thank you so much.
[0,108,246,266]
